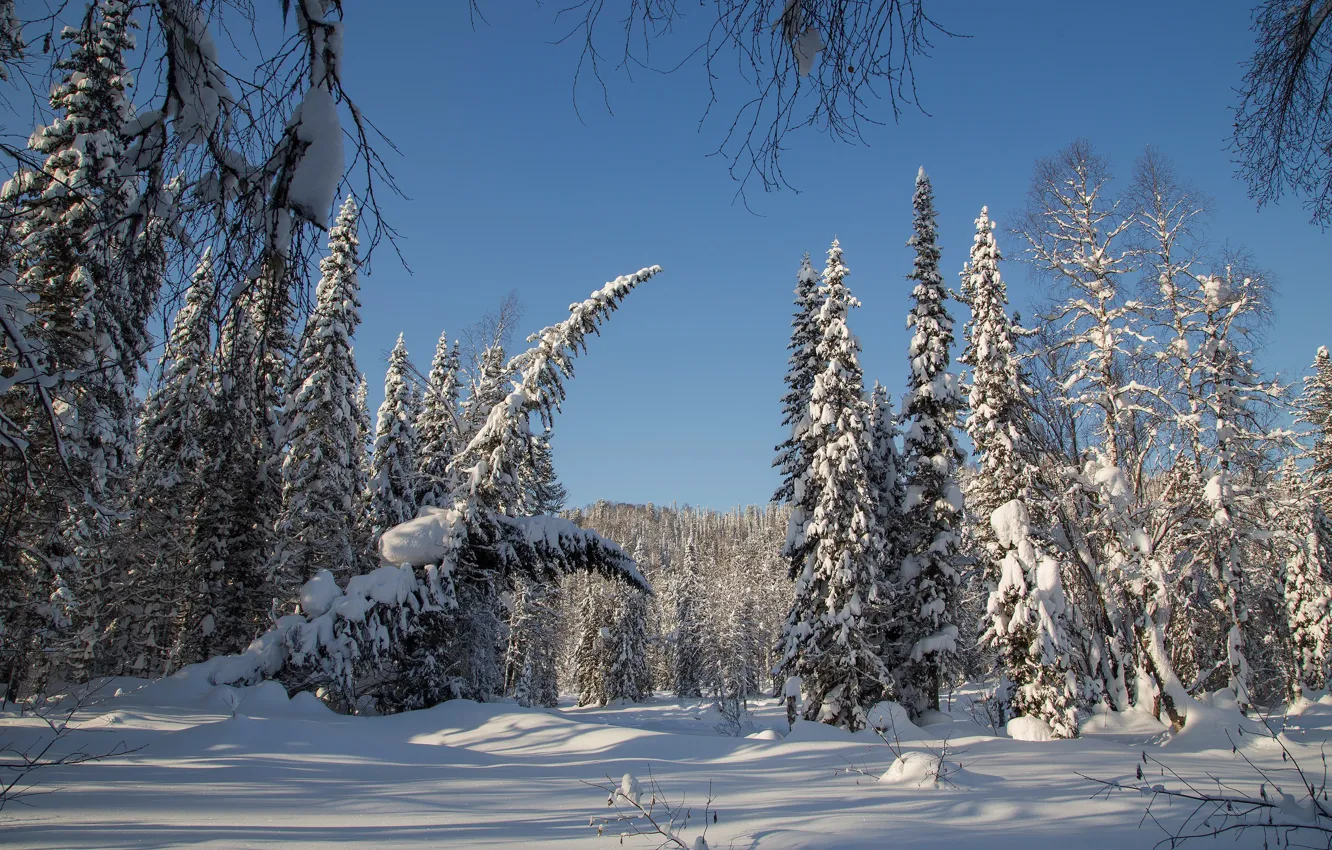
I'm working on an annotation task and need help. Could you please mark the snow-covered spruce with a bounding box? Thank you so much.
[957,207,1029,546]
[773,252,825,506]
[270,196,366,598]
[982,500,1079,738]
[895,169,965,719]
[572,576,613,706]
[415,331,463,509]
[1276,460,1332,697]
[504,577,560,707]
[1298,346,1332,512]
[607,586,652,703]
[1,0,140,682]
[121,251,218,675]
[776,238,889,731]
[365,334,420,552]
[671,536,706,699]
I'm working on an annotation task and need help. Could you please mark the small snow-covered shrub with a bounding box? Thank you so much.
[587,770,715,849]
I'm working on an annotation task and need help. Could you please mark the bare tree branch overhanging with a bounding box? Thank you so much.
[544,0,953,205]
[1234,0,1332,227]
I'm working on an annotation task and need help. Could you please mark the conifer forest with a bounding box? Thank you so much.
[1,2,1331,848]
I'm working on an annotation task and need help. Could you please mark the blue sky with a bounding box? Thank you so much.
[342,2,1322,510]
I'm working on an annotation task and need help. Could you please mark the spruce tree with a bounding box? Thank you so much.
[3,0,138,677]
[415,331,463,509]
[461,342,509,441]
[525,430,567,515]
[866,382,905,585]
[957,207,1028,541]
[896,169,965,718]
[1276,459,1332,697]
[1298,346,1332,512]
[607,588,652,702]
[123,251,217,673]
[672,537,705,699]
[982,500,1079,737]
[271,196,364,595]
[773,253,824,504]
[176,298,265,666]
[504,578,560,707]
[775,238,888,731]
[352,374,373,563]
[573,579,611,706]
[366,334,420,554]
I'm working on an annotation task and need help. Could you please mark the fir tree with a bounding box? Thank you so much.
[366,334,419,553]
[351,374,373,564]
[775,238,888,731]
[896,169,965,718]
[957,206,1076,730]
[773,252,824,504]
[271,196,364,595]
[415,331,462,509]
[504,577,560,707]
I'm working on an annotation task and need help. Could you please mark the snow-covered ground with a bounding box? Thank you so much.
[4,677,1330,849]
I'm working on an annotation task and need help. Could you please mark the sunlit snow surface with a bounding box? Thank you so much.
[3,680,1330,848]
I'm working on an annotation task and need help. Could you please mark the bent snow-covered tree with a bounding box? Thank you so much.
[198,267,662,712]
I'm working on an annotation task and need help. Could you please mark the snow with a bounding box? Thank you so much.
[1006,715,1055,742]
[378,504,467,566]
[879,750,962,787]
[793,27,825,77]
[3,683,1327,848]
[286,83,344,225]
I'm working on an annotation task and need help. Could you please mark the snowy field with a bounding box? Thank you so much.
[5,678,1330,849]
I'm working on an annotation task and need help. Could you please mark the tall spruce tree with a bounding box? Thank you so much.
[415,331,462,509]
[775,238,888,731]
[773,253,824,504]
[607,586,652,703]
[1298,346,1332,512]
[896,169,965,718]
[957,206,1077,732]
[958,207,1028,540]
[573,578,611,706]
[176,297,266,666]
[1276,459,1332,697]
[123,251,217,674]
[672,536,705,698]
[366,334,420,554]
[3,0,139,679]
[866,382,905,587]
[271,197,364,596]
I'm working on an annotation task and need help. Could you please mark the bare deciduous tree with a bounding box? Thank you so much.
[1234,0,1332,226]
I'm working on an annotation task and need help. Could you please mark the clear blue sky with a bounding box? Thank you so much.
[340,1,1326,511]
